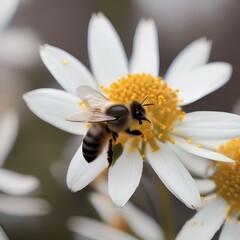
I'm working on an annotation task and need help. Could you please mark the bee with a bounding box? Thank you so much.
[67,86,151,166]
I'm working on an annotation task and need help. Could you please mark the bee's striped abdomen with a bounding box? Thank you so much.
[82,123,106,163]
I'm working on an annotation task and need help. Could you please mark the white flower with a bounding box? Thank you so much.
[0,111,51,216]
[134,0,229,35]
[68,181,164,240]
[0,111,38,195]
[176,138,240,240]
[0,0,19,31]
[0,0,40,112]
[0,0,39,69]
[23,13,238,209]
[0,225,9,240]
[50,136,81,187]
[0,194,50,217]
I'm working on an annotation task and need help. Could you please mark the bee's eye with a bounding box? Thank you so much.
[136,110,143,117]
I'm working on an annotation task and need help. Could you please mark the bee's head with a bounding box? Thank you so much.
[131,98,152,125]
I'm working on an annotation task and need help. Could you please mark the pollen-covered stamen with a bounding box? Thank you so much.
[212,138,240,213]
[101,73,185,154]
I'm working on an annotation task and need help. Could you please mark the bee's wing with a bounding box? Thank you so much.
[68,86,116,123]
[66,109,116,123]
[76,85,111,109]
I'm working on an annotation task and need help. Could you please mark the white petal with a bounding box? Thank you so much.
[92,178,109,195]
[174,111,240,140]
[178,111,240,123]
[0,29,40,68]
[67,143,108,192]
[68,217,137,240]
[0,169,39,195]
[219,217,240,240]
[165,37,212,82]
[194,179,216,195]
[108,142,143,207]
[171,135,233,162]
[171,62,232,106]
[175,111,240,139]
[122,203,164,240]
[130,19,159,76]
[232,98,240,115]
[176,197,228,240]
[0,111,18,166]
[147,142,201,209]
[0,226,9,240]
[50,136,81,186]
[0,0,19,30]
[197,140,227,150]
[90,191,164,240]
[88,13,128,87]
[168,144,214,178]
[40,45,97,95]
[23,88,87,135]
[0,194,51,216]
[89,192,122,224]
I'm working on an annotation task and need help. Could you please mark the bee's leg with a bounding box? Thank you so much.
[105,126,118,142]
[107,139,113,167]
[125,128,142,136]
[112,132,118,142]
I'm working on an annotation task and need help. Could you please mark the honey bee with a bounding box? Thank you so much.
[67,86,151,166]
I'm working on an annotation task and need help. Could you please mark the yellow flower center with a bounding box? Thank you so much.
[212,138,240,213]
[101,73,185,157]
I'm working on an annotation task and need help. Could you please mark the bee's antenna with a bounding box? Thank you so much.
[142,103,154,107]
[141,96,154,107]
[140,95,148,105]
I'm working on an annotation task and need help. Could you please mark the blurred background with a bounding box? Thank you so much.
[1,0,240,239]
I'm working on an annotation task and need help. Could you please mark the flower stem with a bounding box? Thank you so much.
[158,181,175,240]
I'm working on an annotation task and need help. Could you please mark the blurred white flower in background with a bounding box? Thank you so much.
[232,98,240,116]
[68,180,164,240]
[0,0,39,69]
[0,111,39,196]
[50,136,82,187]
[0,28,40,69]
[0,0,19,31]
[0,0,40,112]
[0,111,51,237]
[0,1,47,238]
[0,225,9,240]
[134,0,230,37]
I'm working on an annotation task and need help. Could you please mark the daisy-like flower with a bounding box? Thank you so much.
[23,13,239,209]
[68,181,164,240]
[176,138,240,240]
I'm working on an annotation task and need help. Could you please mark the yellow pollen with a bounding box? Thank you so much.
[79,101,87,108]
[101,73,184,156]
[212,138,240,213]
[197,144,202,148]
[63,59,68,65]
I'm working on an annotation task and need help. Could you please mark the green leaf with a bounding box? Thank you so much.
[112,143,123,165]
